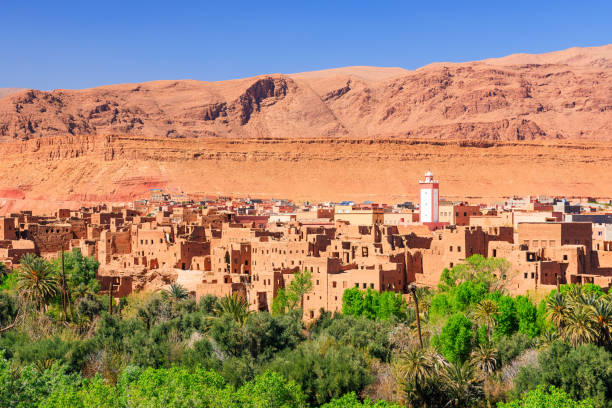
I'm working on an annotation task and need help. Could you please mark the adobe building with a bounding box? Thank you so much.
[3,180,612,319]
[334,205,384,226]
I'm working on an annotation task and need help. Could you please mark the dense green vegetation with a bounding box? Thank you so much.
[0,251,610,407]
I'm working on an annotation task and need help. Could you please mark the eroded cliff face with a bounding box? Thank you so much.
[0,134,611,214]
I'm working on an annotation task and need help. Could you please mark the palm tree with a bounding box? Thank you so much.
[537,328,559,349]
[394,347,445,407]
[439,360,484,408]
[546,292,569,331]
[214,293,251,326]
[564,285,584,303]
[16,254,58,311]
[71,282,97,302]
[470,344,498,376]
[163,283,189,302]
[562,304,598,346]
[581,293,599,307]
[472,299,499,341]
[590,298,612,347]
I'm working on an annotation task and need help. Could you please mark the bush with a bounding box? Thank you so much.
[210,312,303,361]
[342,288,407,321]
[433,313,474,363]
[268,337,373,405]
[320,391,403,407]
[0,292,17,328]
[495,332,535,367]
[495,296,519,337]
[311,314,395,362]
[515,296,539,338]
[513,342,612,408]
[13,336,94,373]
[499,385,595,408]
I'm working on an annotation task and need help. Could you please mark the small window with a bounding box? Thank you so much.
[563,255,568,261]
[332,281,337,288]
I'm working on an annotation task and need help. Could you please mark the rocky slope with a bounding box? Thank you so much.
[0,45,610,211]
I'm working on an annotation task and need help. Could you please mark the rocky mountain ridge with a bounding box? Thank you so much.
[1,45,610,142]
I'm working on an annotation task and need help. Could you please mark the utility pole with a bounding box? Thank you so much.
[409,283,423,349]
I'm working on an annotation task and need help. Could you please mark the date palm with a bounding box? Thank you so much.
[470,344,498,376]
[439,360,484,408]
[17,254,58,312]
[163,283,189,302]
[562,304,597,346]
[581,293,599,307]
[214,293,251,326]
[546,292,569,330]
[537,328,559,349]
[394,347,445,408]
[472,299,499,341]
[591,298,612,347]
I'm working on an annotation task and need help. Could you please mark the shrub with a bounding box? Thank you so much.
[513,342,612,408]
[433,313,474,363]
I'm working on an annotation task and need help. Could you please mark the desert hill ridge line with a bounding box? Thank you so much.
[0,44,610,213]
[1,44,610,142]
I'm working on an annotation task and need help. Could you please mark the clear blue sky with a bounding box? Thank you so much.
[2,0,611,90]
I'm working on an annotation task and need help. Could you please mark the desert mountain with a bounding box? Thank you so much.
[0,45,611,211]
[1,45,610,142]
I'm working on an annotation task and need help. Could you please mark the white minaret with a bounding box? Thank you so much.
[419,171,439,223]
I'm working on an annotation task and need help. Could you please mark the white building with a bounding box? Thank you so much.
[419,171,439,223]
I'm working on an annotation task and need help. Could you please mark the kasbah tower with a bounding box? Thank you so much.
[419,171,439,223]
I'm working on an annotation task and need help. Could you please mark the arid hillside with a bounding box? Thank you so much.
[0,45,610,211]
[1,45,610,142]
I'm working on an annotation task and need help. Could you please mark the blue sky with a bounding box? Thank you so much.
[2,1,611,90]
